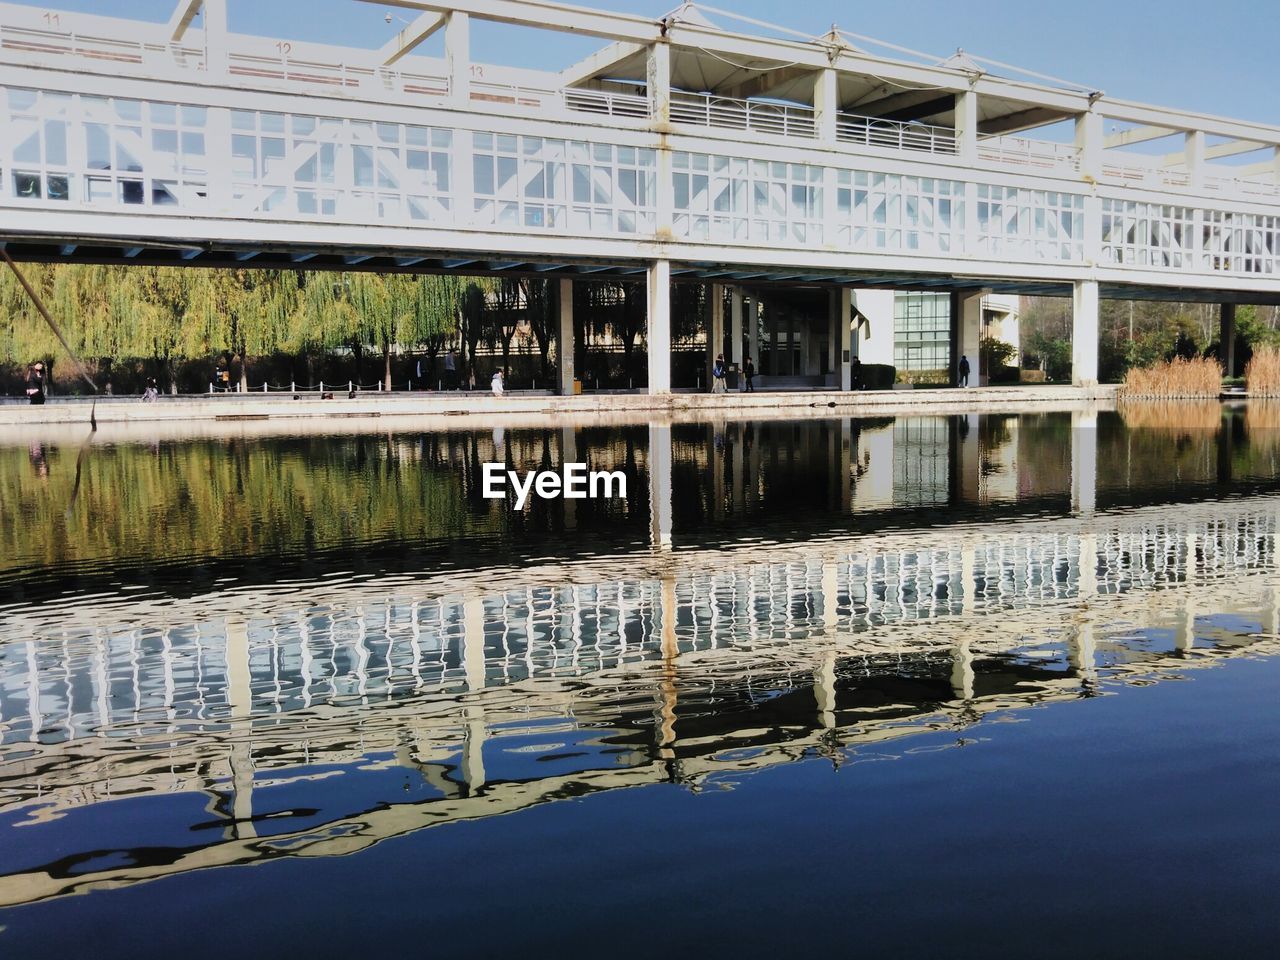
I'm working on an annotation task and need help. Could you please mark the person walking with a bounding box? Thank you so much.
[851,356,863,390]
[491,369,505,396]
[444,348,458,390]
[711,354,728,394]
[743,356,755,393]
[142,377,159,402]
[25,362,46,405]
[958,355,971,388]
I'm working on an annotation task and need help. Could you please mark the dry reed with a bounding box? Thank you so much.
[1120,357,1221,399]
[1119,399,1221,433]
[1245,345,1280,397]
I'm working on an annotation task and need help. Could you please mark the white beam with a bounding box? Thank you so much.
[1163,137,1272,167]
[560,40,645,86]
[361,0,659,43]
[168,0,203,42]
[1103,124,1179,149]
[379,12,448,67]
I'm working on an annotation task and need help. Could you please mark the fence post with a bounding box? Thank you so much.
[291,380,295,392]
[263,381,268,393]
[320,380,324,393]
[348,380,353,392]
[209,382,213,394]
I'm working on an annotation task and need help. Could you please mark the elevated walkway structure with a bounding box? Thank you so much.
[1,0,1279,390]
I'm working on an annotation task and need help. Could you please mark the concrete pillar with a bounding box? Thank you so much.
[202,0,228,74]
[445,12,470,107]
[706,283,725,389]
[814,67,839,145]
[955,89,979,165]
[1071,409,1098,515]
[1220,302,1237,378]
[746,293,759,370]
[951,292,983,386]
[852,289,895,368]
[730,287,744,372]
[648,42,673,234]
[1072,279,1100,386]
[1185,130,1206,190]
[649,423,672,549]
[646,260,671,394]
[556,277,574,394]
[833,289,852,389]
[1074,110,1103,180]
[785,308,796,376]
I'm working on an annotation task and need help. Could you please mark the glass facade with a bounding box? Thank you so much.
[893,292,951,372]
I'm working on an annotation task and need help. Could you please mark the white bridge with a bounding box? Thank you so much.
[2,1,1280,387]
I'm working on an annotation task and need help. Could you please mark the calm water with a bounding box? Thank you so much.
[1,404,1279,957]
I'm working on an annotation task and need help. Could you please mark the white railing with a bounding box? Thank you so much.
[671,92,817,139]
[563,87,650,119]
[978,135,1081,172]
[1102,161,1191,190]
[836,113,957,156]
[0,22,204,69]
[470,79,558,109]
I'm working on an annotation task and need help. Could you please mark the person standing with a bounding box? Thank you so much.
[491,369,505,396]
[851,356,863,390]
[142,377,159,403]
[25,362,46,405]
[743,356,755,393]
[711,354,728,394]
[958,355,971,388]
[444,348,458,390]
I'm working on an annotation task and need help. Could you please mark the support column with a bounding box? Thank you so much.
[646,260,671,394]
[951,291,983,386]
[1071,409,1098,515]
[706,283,724,389]
[648,42,674,237]
[1072,279,1100,386]
[201,0,228,75]
[785,308,796,376]
[1076,110,1104,266]
[649,423,672,550]
[1220,302,1237,378]
[831,288,852,389]
[445,12,470,107]
[730,287,744,375]
[556,277,574,394]
[1185,130,1206,191]
[814,67,839,145]
[954,89,978,165]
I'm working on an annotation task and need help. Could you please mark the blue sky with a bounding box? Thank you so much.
[15,0,1280,125]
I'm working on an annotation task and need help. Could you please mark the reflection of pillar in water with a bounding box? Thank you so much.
[950,637,975,701]
[1071,409,1098,515]
[821,559,840,636]
[1067,622,1097,685]
[649,423,673,550]
[562,425,579,527]
[1077,532,1098,601]
[814,650,837,730]
[225,617,256,840]
[462,595,487,791]
[959,541,978,617]
[1174,600,1196,654]
[984,416,1019,502]
[1263,588,1280,637]
[955,414,981,504]
[655,574,679,757]
[731,424,745,512]
[853,423,894,510]
[709,422,727,520]
[839,419,852,513]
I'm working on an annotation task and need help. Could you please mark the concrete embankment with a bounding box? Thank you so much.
[0,384,1120,433]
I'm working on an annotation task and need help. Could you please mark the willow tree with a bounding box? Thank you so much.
[385,274,462,388]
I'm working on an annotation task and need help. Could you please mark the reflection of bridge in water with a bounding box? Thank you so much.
[2,485,1279,907]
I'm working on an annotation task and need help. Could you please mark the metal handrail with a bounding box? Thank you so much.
[836,113,957,155]
[671,92,817,139]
